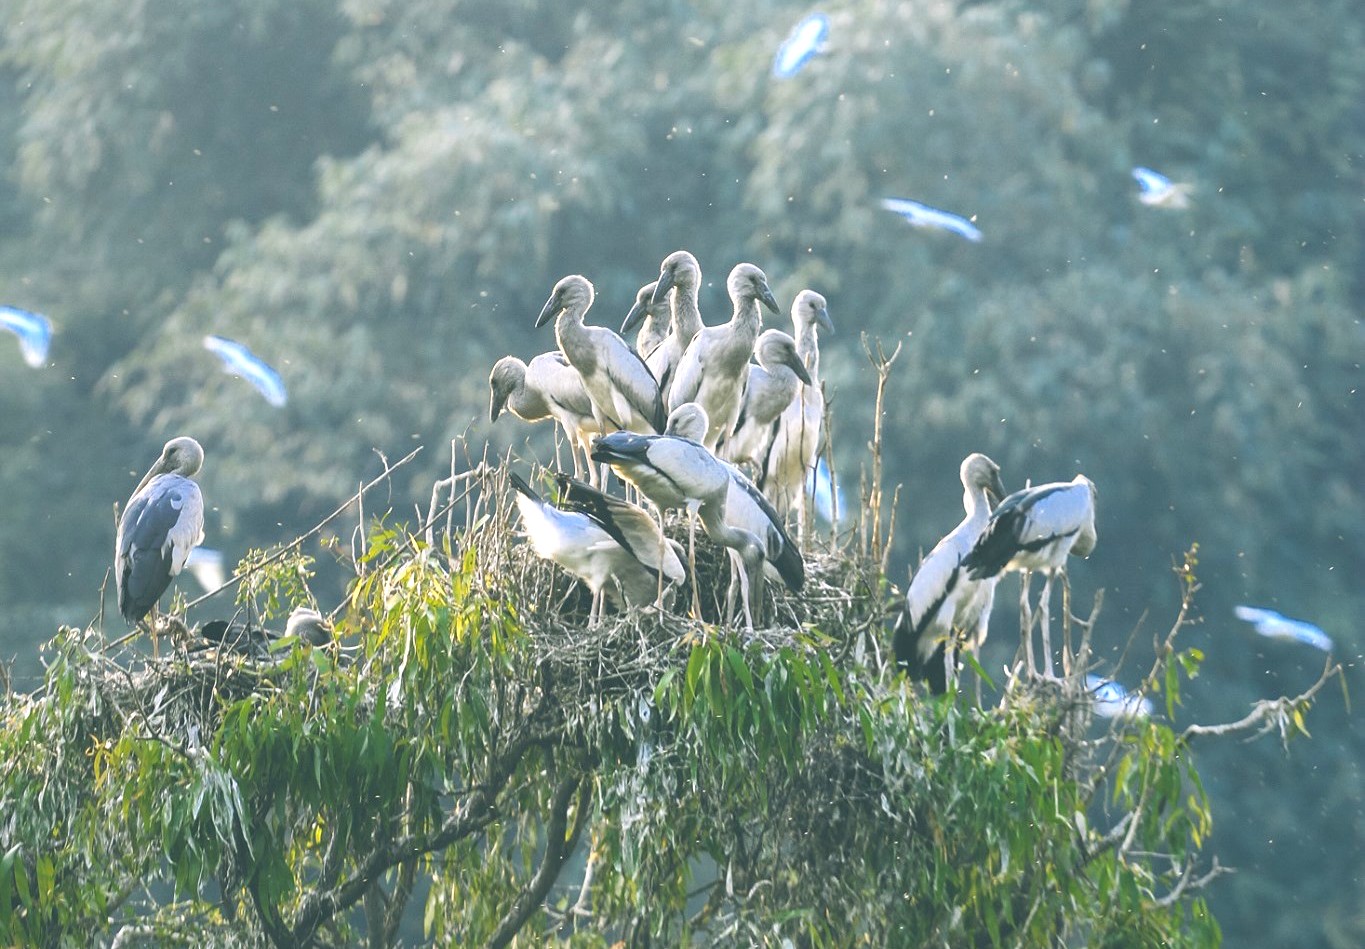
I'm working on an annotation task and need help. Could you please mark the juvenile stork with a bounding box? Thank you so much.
[115,436,206,625]
[667,263,781,450]
[962,474,1097,678]
[892,453,1006,693]
[535,275,664,435]
[721,329,812,472]
[490,352,602,480]
[762,290,832,535]
[621,280,671,364]
[198,606,334,657]
[591,413,768,631]
[509,471,684,617]
[624,251,705,407]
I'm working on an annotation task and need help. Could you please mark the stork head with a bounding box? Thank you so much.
[621,280,662,335]
[962,453,1006,506]
[754,329,812,386]
[535,274,594,328]
[286,607,333,647]
[727,263,780,316]
[488,356,527,421]
[664,402,709,442]
[1074,474,1098,500]
[137,436,204,493]
[651,250,701,305]
[792,289,833,334]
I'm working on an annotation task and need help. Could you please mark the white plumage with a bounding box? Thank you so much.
[1234,605,1333,653]
[635,251,705,408]
[762,290,832,530]
[490,352,602,478]
[721,329,811,471]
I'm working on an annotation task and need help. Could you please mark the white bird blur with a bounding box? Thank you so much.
[806,458,845,529]
[1132,166,1193,210]
[880,197,983,243]
[892,454,1006,693]
[630,251,705,410]
[184,547,227,595]
[721,329,812,470]
[762,289,832,534]
[115,436,206,625]
[510,470,683,616]
[963,474,1098,678]
[773,12,830,79]
[490,352,602,480]
[202,335,287,407]
[536,275,665,435]
[668,263,781,450]
[1086,674,1152,720]
[0,305,53,368]
[1234,605,1333,653]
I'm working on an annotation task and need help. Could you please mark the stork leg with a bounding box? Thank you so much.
[685,509,702,621]
[1018,570,1035,677]
[733,552,756,636]
[1060,571,1074,678]
[1038,572,1057,679]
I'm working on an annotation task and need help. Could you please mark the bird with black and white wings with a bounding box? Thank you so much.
[1234,606,1333,653]
[490,351,602,480]
[668,263,781,450]
[0,306,53,368]
[893,453,1006,693]
[115,436,206,625]
[721,329,812,471]
[202,335,287,407]
[536,275,664,435]
[963,475,1097,581]
[509,470,683,614]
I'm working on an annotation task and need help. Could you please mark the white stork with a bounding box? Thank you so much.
[962,474,1097,678]
[535,275,665,435]
[621,280,671,364]
[628,250,705,408]
[892,454,1006,693]
[509,470,684,617]
[115,436,206,625]
[721,329,812,472]
[667,263,781,450]
[490,352,602,481]
[762,290,832,536]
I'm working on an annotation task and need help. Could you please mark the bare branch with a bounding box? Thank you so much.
[1181,662,1339,744]
[487,775,582,949]
[1150,859,1231,909]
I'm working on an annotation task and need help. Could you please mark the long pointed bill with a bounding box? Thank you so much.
[490,388,510,422]
[987,472,1007,507]
[534,293,561,328]
[783,348,813,386]
[650,271,676,306]
[759,286,780,315]
[815,306,834,333]
[621,298,648,334]
[133,455,170,496]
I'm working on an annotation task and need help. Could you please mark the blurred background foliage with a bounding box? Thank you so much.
[0,0,1359,944]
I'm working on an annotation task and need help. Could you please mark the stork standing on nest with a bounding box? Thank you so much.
[762,290,832,535]
[198,606,334,657]
[490,352,602,481]
[535,274,665,436]
[962,474,1097,679]
[721,328,811,473]
[667,263,781,450]
[115,436,206,630]
[625,251,704,408]
[892,453,1006,693]
[509,471,684,620]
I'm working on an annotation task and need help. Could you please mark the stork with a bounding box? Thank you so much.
[891,453,1006,693]
[621,280,671,364]
[198,606,334,657]
[962,474,1097,678]
[624,250,705,407]
[535,275,665,435]
[721,329,812,472]
[509,470,684,618]
[762,290,832,535]
[490,352,602,481]
[115,436,206,627]
[591,412,768,631]
[667,263,780,450]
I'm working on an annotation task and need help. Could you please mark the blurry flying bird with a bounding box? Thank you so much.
[806,458,845,529]
[184,547,227,594]
[115,436,206,625]
[1086,674,1152,720]
[880,197,983,243]
[1131,166,1193,209]
[1234,605,1333,653]
[0,305,53,367]
[203,335,287,407]
[773,12,830,79]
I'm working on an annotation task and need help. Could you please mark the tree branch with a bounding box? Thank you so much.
[1181,662,1338,744]
[1150,858,1230,909]
[486,775,582,949]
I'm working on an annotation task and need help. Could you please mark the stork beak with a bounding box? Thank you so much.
[489,385,509,422]
[782,346,813,387]
[651,270,675,305]
[621,298,648,334]
[133,450,172,496]
[815,305,834,333]
[986,471,1007,507]
[759,284,780,315]
[534,291,561,328]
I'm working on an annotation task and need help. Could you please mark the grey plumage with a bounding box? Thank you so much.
[621,280,671,364]
[115,436,206,624]
[490,352,602,474]
[722,328,812,471]
[634,251,705,407]
[762,290,832,525]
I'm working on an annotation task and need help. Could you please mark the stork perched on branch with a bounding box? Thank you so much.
[963,474,1097,678]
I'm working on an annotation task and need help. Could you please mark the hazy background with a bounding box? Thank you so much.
[0,0,1360,944]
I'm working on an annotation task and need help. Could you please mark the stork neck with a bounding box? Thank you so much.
[671,284,702,338]
[963,484,992,524]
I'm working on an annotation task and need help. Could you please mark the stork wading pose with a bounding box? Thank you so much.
[490,352,602,481]
[892,453,1006,694]
[667,262,781,450]
[115,436,206,628]
[535,274,665,436]
[509,471,684,620]
[762,290,832,536]
[721,329,812,472]
[962,474,1097,678]
[624,250,704,408]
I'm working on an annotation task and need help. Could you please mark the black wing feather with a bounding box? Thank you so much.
[117,487,188,622]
